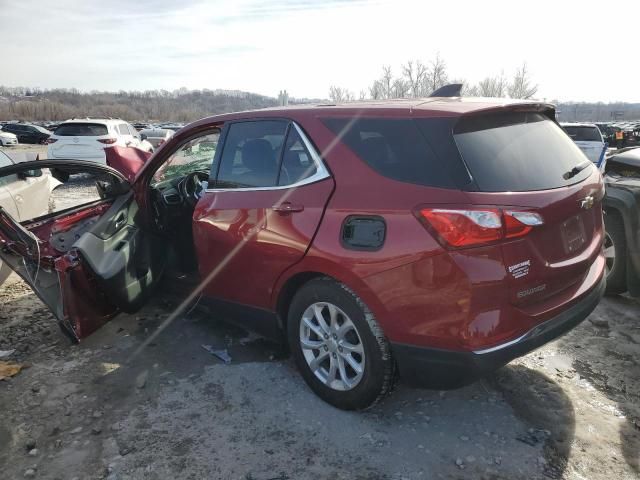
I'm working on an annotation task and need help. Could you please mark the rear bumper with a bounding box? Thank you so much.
[391,272,605,388]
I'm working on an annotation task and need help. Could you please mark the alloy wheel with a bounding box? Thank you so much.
[299,302,365,391]
[604,231,616,276]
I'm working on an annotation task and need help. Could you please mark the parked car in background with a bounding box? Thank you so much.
[0,123,51,144]
[561,122,608,171]
[0,149,60,286]
[47,119,151,168]
[139,128,175,149]
[602,147,640,296]
[0,128,18,146]
[0,97,605,409]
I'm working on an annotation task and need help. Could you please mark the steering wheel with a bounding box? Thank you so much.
[181,171,209,207]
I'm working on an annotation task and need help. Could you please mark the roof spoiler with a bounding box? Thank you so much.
[429,83,463,97]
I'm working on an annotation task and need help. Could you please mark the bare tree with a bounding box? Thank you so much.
[392,78,409,99]
[424,54,448,94]
[381,66,393,99]
[369,80,384,100]
[401,60,427,98]
[476,75,507,97]
[508,63,538,99]
[328,86,354,103]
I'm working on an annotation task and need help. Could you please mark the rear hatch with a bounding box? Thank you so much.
[454,112,605,308]
[49,122,111,161]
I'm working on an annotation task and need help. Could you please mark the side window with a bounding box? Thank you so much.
[127,124,139,138]
[216,121,288,188]
[278,127,317,186]
[117,124,130,136]
[151,130,220,186]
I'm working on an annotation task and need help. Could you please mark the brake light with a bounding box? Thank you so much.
[45,138,57,144]
[418,208,543,248]
[98,138,117,144]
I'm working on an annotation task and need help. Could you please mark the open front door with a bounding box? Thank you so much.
[0,160,166,342]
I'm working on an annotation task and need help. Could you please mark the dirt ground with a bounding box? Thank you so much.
[0,277,638,480]
[0,144,639,479]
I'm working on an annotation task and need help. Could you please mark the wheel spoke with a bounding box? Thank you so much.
[328,303,339,331]
[339,340,364,354]
[302,316,324,339]
[300,338,324,350]
[336,355,353,389]
[340,351,363,374]
[313,304,331,334]
[309,351,329,372]
[327,356,338,384]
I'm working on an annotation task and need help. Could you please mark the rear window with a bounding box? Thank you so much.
[321,118,456,188]
[563,125,602,142]
[54,123,108,137]
[454,113,593,192]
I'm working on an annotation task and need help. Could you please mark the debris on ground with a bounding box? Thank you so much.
[0,361,23,380]
[201,345,232,364]
[0,349,15,358]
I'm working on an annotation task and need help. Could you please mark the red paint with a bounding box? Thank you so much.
[192,178,334,309]
[105,145,151,182]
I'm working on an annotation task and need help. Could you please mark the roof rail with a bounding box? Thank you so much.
[429,83,463,98]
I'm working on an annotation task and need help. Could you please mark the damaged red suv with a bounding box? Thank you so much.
[0,96,605,409]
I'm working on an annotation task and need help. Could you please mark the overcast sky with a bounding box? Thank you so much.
[2,0,639,102]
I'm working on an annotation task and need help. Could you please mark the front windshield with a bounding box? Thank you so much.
[151,130,219,185]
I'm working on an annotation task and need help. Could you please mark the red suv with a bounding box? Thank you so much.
[0,97,605,410]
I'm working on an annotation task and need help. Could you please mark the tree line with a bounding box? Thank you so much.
[0,87,282,122]
[328,56,538,102]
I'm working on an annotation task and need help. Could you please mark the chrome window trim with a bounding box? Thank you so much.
[204,122,330,193]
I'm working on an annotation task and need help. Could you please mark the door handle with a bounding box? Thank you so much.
[272,203,304,214]
[114,212,127,229]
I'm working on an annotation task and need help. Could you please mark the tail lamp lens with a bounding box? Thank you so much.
[98,138,117,144]
[45,138,57,144]
[419,208,543,248]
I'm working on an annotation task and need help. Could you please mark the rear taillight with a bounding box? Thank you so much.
[45,138,57,144]
[418,208,543,248]
[98,138,117,144]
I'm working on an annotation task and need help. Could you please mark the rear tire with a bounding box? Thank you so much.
[604,213,627,295]
[287,277,395,410]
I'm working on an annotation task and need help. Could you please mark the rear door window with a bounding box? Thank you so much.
[216,121,288,188]
[454,112,593,192]
[278,127,317,186]
[54,123,109,136]
[321,118,457,188]
[118,124,131,136]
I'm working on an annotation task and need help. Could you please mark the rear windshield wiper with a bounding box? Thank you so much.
[563,160,592,180]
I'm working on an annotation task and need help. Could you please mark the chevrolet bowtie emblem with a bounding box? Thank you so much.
[580,195,594,210]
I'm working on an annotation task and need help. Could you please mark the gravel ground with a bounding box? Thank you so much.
[0,144,638,479]
[0,273,638,480]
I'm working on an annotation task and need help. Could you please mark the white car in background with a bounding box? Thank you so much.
[0,127,18,146]
[561,122,608,172]
[47,119,153,166]
[0,150,60,286]
[139,128,175,149]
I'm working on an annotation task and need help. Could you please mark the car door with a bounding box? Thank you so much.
[0,160,166,341]
[192,120,334,336]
